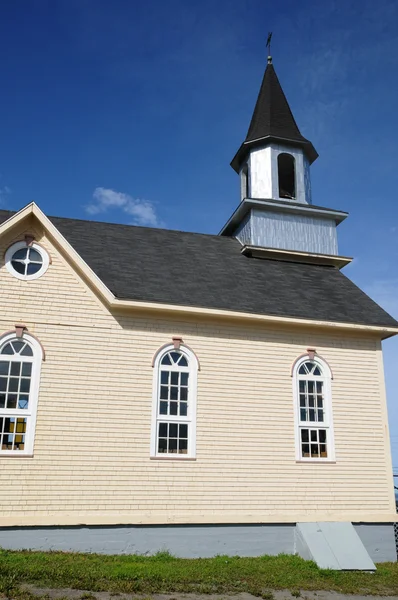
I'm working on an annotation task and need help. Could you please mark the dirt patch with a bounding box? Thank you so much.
[20,587,398,600]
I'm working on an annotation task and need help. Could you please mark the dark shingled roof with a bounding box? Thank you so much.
[0,209,396,329]
[231,62,318,172]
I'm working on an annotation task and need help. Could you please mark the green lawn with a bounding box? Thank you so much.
[0,550,397,598]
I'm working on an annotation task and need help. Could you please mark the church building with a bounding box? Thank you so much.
[0,52,396,565]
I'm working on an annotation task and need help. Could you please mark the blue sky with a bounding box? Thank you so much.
[0,0,397,480]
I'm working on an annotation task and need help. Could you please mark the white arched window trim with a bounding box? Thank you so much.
[0,332,44,456]
[292,354,335,462]
[151,343,198,459]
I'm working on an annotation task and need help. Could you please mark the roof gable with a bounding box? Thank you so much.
[0,206,396,334]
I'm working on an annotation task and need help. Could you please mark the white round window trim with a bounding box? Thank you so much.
[5,241,50,281]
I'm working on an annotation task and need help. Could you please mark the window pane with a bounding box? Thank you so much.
[180,387,187,401]
[320,444,327,457]
[299,380,305,393]
[300,408,307,421]
[159,423,168,438]
[1,344,13,355]
[302,444,310,457]
[180,372,188,386]
[170,372,179,385]
[298,365,307,375]
[161,354,171,366]
[0,394,5,409]
[169,423,178,438]
[0,362,9,376]
[12,342,24,354]
[160,371,169,385]
[6,395,17,409]
[319,429,327,443]
[170,386,178,400]
[169,438,177,453]
[12,248,28,260]
[310,430,317,442]
[1,434,13,450]
[301,429,309,442]
[11,261,26,275]
[308,395,315,407]
[0,378,7,392]
[0,360,10,376]
[311,444,319,457]
[170,402,178,415]
[27,263,42,275]
[159,401,168,415]
[313,366,321,376]
[318,409,324,422]
[160,386,168,400]
[158,438,167,453]
[21,363,32,377]
[316,381,323,393]
[10,363,21,376]
[309,409,315,421]
[179,356,188,367]
[308,381,314,393]
[170,352,181,364]
[179,439,188,454]
[18,395,29,409]
[28,249,42,262]
[20,345,33,357]
[179,424,188,438]
[180,402,187,416]
[9,378,19,393]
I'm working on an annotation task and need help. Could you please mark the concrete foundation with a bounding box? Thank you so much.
[0,523,395,562]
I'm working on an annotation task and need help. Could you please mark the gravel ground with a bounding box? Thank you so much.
[21,588,398,600]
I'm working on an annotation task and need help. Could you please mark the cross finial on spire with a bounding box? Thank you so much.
[266,32,273,64]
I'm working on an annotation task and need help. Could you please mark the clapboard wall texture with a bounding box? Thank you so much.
[0,220,395,526]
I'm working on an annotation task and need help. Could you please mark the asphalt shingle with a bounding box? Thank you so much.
[0,209,394,329]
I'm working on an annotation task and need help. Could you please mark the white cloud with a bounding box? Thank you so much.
[86,187,162,227]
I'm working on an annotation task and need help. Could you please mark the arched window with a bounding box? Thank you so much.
[151,344,198,458]
[0,333,43,455]
[292,355,334,461]
[278,153,296,199]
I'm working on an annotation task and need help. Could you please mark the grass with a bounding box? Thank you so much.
[0,550,397,598]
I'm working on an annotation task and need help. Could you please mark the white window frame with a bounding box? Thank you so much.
[151,343,198,459]
[292,354,335,462]
[0,332,44,456]
[5,241,50,281]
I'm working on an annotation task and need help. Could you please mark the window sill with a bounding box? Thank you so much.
[296,459,336,464]
[0,453,34,458]
[150,456,196,461]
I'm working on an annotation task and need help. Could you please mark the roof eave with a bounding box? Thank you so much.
[241,245,353,269]
[231,135,318,173]
[219,198,348,237]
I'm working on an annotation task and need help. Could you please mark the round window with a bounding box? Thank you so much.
[5,241,50,281]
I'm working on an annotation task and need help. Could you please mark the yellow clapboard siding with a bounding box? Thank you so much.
[0,221,395,525]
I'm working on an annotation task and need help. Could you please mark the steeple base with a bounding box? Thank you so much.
[220,199,348,258]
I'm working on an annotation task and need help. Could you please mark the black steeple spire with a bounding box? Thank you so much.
[231,58,318,173]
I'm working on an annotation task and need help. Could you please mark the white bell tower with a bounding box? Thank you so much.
[221,55,348,261]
